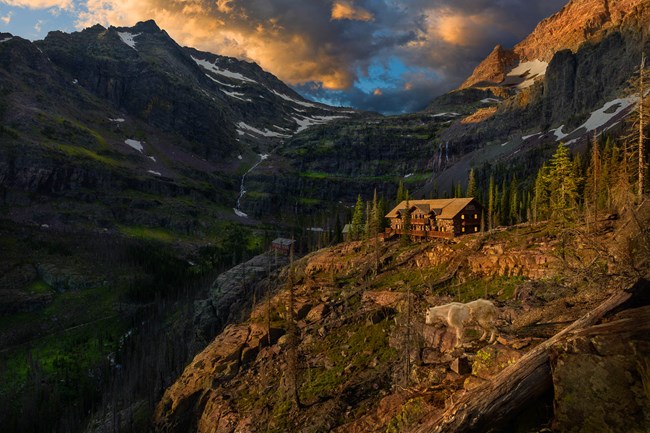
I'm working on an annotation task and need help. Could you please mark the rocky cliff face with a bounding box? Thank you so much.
[461,0,643,90]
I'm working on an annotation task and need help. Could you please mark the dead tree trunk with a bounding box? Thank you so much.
[410,289,633,433]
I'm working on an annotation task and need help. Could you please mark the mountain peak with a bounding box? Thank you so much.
[130,20,161,34]
[461,0,643,89]
[460,44,519,89]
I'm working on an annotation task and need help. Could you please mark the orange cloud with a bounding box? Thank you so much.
[404,82,413,90]
[76,0,355,90]
[1,0,72,9]
[373,88,382,96]
[432,10,495,47]
[331,1,374,22]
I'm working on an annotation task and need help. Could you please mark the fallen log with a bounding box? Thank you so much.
[409,286,638,433]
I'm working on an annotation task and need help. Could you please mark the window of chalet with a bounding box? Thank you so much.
[461,215,465,220]
[474,227,478,232]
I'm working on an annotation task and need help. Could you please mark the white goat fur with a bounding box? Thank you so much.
[425,299,498,347]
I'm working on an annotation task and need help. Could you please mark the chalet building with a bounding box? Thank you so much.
[271,238,295,255]
[385,198,482,240]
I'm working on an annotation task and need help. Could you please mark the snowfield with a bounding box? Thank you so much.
[272,90,318,108]
[192,56,257,84]
[503,60,548,89]
[125,139,144,152]
[118,32,141,50]
[237,122,291,138]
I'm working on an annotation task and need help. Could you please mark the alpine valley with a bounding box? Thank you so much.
[0,0,649,432]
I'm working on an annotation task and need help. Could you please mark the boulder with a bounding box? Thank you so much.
[471,344,523,379]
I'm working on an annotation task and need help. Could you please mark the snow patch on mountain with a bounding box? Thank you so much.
[237,122,291,138]
[147,170,161,176]
[502,60,548,89]
[223,90,252,102]
[192,56,257,84]
[550,125,568,141]
[431,112,460,118]
[0,37,13,43]
[522,132,541,140]
[272,90,318,108]
[125,139,143,152]
[293,115,348,133]
[118,32,141,50]
[204,74,240,88]
[576,97,636,133]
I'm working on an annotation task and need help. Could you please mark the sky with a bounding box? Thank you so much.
[0,0,567,114]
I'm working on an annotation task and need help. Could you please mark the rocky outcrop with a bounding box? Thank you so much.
[460,45,520,89]
[550,307,650,432]
[193,252,289,346]
[155,322,286,433]
[468,243,558,279]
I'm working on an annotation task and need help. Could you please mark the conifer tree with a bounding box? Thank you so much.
[351,195,364,241]
[533,163,549,222]
[636,53,648,201]
[488,175,495,230]
[500,179,509,225]
[364,201,371,241]
[371,189,381,274]
[466,169,478,198]
[585,135,603,222]
[509,176,519,225]
[612,141,635,210]
[333,212,342,244]
[401,194,411,246]
[546,143,581,221]
[396,180,406,205]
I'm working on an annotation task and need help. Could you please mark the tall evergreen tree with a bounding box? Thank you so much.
[500,178,509,225]
[396,180,406,205]
[637,53,648,201]
[612,141,635,210]
[585,135,603,222]
[509,176,519,225]
[401,194,411,247]
[333,212,342,244]
[466,169,478,198]
[533,163,550,222]
[546,143,581,221]
[351,195,364,241]
[488,175,495,230]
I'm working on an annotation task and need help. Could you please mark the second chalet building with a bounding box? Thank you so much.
[385,198,482,240]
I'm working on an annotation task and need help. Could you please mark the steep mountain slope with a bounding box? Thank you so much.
[153,207,650,433]
[0,21,358,233]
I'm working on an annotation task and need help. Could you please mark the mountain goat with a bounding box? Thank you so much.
[425,299,498,348]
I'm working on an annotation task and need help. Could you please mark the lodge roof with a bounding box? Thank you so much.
[271,238,295,247]
[385,198,477,220]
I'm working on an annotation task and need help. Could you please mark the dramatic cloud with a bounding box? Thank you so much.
[331,1,374,22]
[9,0,569,112]
[0,0,73,10]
